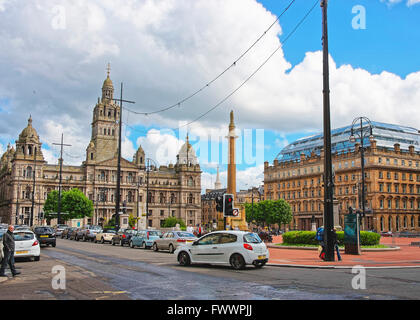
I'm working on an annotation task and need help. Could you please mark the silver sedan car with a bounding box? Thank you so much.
[152,231,197,253]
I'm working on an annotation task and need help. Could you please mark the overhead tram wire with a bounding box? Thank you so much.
[121,0,319,136]
[122,0,297,116]
[176,0,320,130]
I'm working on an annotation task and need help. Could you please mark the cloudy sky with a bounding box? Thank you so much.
[0,0,419,193]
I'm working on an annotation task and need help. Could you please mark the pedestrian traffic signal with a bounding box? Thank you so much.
[223,194,234,217]
[215,195,223,212]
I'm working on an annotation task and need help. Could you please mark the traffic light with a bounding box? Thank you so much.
[215,195,223,212]
[223,194,234,216]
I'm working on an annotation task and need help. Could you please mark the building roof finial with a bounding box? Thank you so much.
[106,62,111,78]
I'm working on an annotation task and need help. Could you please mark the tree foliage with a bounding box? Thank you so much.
[162,216,186,228]
[245,199,292,227]
[44,188,93,221]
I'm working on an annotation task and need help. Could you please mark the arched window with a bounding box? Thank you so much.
[188,193,193,204]
[380,217,384,232]
[388,216,392,232]
[404,216,407,228]
[91,153,94,160]
[188,177,194,187]
[396,216,400,231]
[170,193,175,204]
[112,129,115,136]
[411,216,415,228]
[159,193,165,204]
[26,166,33,178]
[28,145,32,155]
[108,128,111,135]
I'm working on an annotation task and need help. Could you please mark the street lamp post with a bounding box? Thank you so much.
[349,117,374,230]
[145,158,158,229]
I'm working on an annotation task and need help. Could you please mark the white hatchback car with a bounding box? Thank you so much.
[13,230,41,261]
[175,231,269,270]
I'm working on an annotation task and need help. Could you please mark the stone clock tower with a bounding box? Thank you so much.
[86,64,120,163]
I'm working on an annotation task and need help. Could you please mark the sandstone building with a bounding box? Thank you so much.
[264,122,420,233]
[0,70,202,228]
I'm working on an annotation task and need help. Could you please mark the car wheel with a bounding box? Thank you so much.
[34,255,40,262]
[112,239,115,246]
[230,254,246,270]
[120,239,124,246]
[254,261,266,269]
[169,244,175,254]
[52,243,56,248]
[130,241,134,248]
[178,251,191,266]
[153,243,159,252]
[101,237,105,244]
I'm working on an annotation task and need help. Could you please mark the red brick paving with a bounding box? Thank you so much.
[267,235,420,268]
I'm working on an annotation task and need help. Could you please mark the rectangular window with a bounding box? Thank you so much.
[379,171,383,179]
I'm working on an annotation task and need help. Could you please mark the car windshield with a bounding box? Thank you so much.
[244,233,262,244]
[176,232,196,238]
[35,227,53,233]
[148,231,159,236]
[105,230,116,234]
[14,232,35,241]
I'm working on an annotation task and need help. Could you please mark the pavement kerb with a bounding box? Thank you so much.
[266,263,420,269]
[268,244,401,252]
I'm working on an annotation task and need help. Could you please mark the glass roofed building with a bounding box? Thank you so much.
[265,121,420,233]
[276,121,420,163]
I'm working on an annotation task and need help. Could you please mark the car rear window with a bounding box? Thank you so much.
[35,227,53,233]
[148,231,159,236]
[243,233,262,244]
[176,232,195,238]
[14,232,35,241]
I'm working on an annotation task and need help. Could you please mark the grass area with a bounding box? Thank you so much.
[276,243,390,249]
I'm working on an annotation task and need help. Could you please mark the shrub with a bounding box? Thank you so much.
[282,231,380,246]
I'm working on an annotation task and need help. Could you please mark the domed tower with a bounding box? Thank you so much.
[176,134,198,166]
[87,64,120,163]
[133,145,145,169]
[14,116,44,162]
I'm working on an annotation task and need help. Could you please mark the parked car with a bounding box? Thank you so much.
[76,225,103,242]
[62,227,77,239]
[95,229,117,244]
[130,230,161,249]
[175,231,269,270]
[0,229,6,262]
[69,228,80,240]
[33,226,56,247]
[112,228,137,246]
[54,224,69,237]
[13,229,40,261]
[152,231,197,253]
[381,231,393,237]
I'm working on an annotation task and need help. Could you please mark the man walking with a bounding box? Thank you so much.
[0,225,20,277]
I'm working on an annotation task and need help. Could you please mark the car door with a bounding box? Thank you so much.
[216,233,239,263]
[190,233,222,263]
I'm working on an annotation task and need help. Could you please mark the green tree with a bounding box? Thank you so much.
[162,217,186,228]
[44,190,59,219]
[269,199,293,227]
[128,214,137,228]
[44,188,93,221]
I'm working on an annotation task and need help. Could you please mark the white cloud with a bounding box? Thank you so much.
[201,164,264,194]
[0,0,419,179]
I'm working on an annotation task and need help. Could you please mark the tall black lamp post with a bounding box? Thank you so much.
[349,117,375,230]
[145,158,158,229]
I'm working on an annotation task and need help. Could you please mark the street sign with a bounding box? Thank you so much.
[232,208,239,217]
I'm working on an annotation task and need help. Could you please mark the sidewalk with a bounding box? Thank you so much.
[267,235,420,269]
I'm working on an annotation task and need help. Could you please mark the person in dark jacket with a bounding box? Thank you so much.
[0,225,20,277]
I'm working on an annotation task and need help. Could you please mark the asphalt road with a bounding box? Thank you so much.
[2,238,420,300]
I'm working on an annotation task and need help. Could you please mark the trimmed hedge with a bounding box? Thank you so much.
[282,231,380,246]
